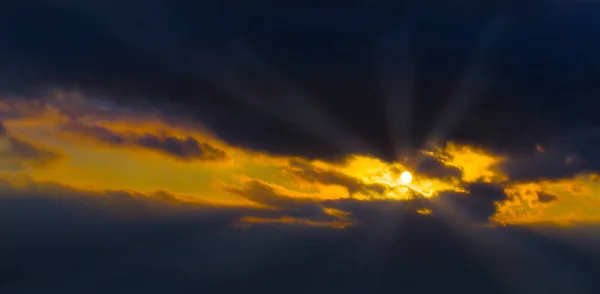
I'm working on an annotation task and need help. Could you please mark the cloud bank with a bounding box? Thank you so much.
[1,2,600,293]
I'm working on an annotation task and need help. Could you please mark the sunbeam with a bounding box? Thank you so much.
[193,47,373,156]
[2,3,599,293]
[374,19,417,162]
[225,39,375,154]
[429,195,585,293]
[421,15,511,157]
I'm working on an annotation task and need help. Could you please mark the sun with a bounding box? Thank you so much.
[400,171,413,184]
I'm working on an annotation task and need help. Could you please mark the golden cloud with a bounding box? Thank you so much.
[2,92,600,227]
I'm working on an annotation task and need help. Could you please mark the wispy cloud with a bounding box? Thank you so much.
[62,121,228,161]
[0,121,62,171]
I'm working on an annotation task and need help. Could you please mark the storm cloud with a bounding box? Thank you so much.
[0,1,598,164]
[2,1,600,293]
[1,176,599,293]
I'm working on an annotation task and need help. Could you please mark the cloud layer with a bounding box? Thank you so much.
[1,1,599,161]
[1,173,600,293]
[1,74,600,294]
[1,93,599,226]
[1,2,600,293]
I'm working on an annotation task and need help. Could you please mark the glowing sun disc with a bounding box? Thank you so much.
[400,171,413,184]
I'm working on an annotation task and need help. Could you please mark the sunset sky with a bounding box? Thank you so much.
[2,93,599,227]
[1,1,600,293]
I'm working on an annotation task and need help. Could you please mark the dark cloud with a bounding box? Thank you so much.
[498,128,600,181]
[414,154,463,179]
[62,122,228,161]
[1,176,600,293]
[437,182,509,223]
[1,1,598,164]
[285,159,386,196]
[0,121,62,168]
[0,176,207,218]
[321,181,509,224]
[223,179,335,222]
[0,122,7,136]
[136,134,227,161]
[2,137,61,164]
[537,191,558,203]
[62,122,126,145]
[1,2,600,292]
[324,197,430,227]
[225,176,507,225]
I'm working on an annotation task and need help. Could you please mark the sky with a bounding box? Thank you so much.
[1,1,600,293]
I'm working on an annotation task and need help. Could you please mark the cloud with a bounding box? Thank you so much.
[222,174,508,226]
[223,179,337,222]
[0,121,62,170]
[136,133,227,161]
[320,181,509,225]
[1,175,600,293]
[62,122,126,144]
[0,122,7,136]
[5,95,600,226]
[0,175,209,217]
[437,182,509,223]
[1,4,600,291]
[285,159,386,197]
[1,2,598,163]
[3,93,600,226]
[61,122,228,161]
[493,175,600,225]
[498,128,600,181]
[1,137,61,164]
[536,191,558,203]
[414,154,464,179]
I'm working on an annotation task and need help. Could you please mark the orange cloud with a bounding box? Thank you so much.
[2,92,600,228]
[425,142,507,183]
[494,173,600,225]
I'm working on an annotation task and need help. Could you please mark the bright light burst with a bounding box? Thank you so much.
[367,168,435,198]
[400,171,413,184]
